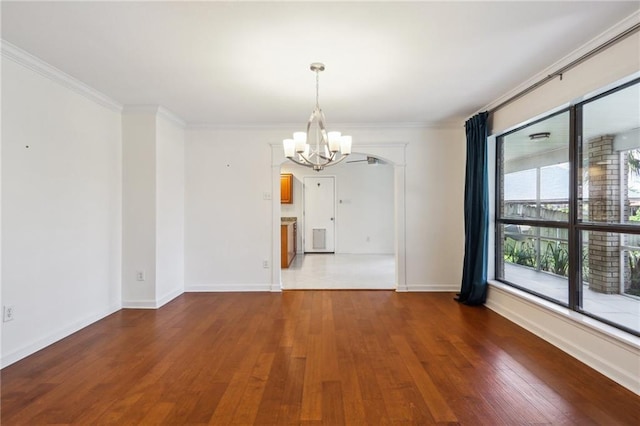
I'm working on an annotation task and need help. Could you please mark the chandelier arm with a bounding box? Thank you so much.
[316,109,328,145]
[318,150,337,161]
[321,153,350,168]
[297,152,314,164]
[307,110,316,129]
[285,156,310,167]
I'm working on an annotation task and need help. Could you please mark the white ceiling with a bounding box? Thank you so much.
[2,1,638,126]
[503,82,640,165]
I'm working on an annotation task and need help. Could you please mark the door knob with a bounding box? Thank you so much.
[330,217,334,221]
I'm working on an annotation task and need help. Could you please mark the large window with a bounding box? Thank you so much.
[496,79,640,336]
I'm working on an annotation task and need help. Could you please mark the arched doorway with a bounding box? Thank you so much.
[270,142,407,291]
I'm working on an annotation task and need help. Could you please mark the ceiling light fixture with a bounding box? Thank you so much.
[529,132,551,140]
[283,63,351,171]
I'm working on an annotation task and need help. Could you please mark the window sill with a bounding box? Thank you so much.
[487,280,640,350]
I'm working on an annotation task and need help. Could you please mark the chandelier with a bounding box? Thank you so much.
[283,63,352,171]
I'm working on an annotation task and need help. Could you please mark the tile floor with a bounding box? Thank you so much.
[505,263,640,332]
[281,253,396,290]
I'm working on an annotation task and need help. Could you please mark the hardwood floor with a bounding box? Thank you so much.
[2,291,639,425]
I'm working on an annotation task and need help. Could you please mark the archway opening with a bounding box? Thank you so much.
[270,143,407,291]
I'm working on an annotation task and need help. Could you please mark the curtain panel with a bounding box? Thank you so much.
[457,111,489,305]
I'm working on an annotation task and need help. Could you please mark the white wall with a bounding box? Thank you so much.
[281,157,394,254]
[122,112,157,305]
[122,108,185,307]
[156,114,185,303]
[492,22,640,134]
[486,16,640,394]
[185,128,276,291]
[185,125,465,292]
[404,128,467,289]
[1,56,122,367]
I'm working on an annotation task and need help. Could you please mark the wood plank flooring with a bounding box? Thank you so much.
[2,291,639,425]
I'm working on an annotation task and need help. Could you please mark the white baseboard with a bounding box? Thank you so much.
[486,281,640,395]
[122,288,184,309]
[122,299,160,309]
[1,303,121,369]
[156,288,184,308]
[185,283,272,292]
[405,284,459,292]
[282,284,397,290]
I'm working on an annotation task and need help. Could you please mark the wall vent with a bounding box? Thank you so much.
[312,229,326,250]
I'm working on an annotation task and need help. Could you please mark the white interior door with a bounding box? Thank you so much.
[304,176,335,253]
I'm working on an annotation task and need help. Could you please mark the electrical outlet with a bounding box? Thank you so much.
[136,270,145,281]
[263,192,272,200]
[263,260,269,268]
[3,305,15,322]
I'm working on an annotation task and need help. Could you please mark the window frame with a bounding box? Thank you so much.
[495,77,640,337]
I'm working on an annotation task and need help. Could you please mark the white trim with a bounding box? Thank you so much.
[122,300,159,309]
[574,70,640,105]
[156,288,184,308]
[121,105,186,127]
[122,105,160,115]
[490,102,571,138]
[271,142,408,292]
[271,165,284,291]
[189,123,300,131]
[394,164,407,291]
[476,10,640,117]
[1,304,121,369]
[185,284,272,292]
[336,121,462,129]
[1,40,122,112]
[353,141,410,152]
[492,71,640,138]
[405,284,460,292]
[486,281,640,395]
[157,106,187,128]
[188,121,461,130]
[285,284,396,290]
[122,288,184,309]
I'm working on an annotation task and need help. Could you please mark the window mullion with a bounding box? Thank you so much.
[568,105,581,310]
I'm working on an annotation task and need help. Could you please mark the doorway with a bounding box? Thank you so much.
[270,143,408,291]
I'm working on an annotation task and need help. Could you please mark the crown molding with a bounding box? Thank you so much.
[122,105,186,128]
[122,105,160,115]
[476,9,640,116]
[268,141,409,148]
[187,123,293,130]
[187,120,461,131]
[158,106,186,128]
[1,39,123,113]
[331,121,463,129]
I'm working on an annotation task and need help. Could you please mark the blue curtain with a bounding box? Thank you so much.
[457,111,489,305]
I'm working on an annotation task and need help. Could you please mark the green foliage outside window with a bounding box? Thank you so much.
[503,238,536,268]
[627,251,640,296]
[542,242,569,277]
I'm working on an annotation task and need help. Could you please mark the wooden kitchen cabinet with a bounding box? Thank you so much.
[281,220,297,268]
[280,173,293,204]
